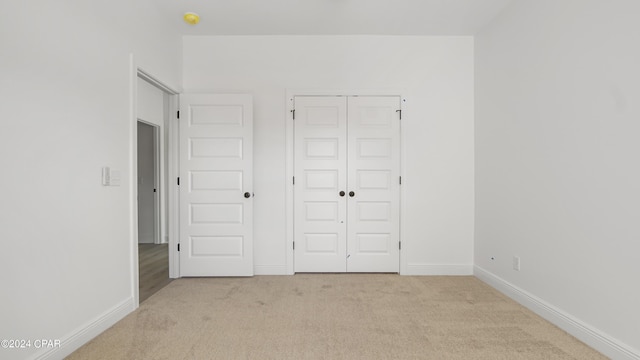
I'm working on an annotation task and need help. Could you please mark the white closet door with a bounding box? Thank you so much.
[179,94,253,276]
[293,96,348,272]
[347,96,401,273]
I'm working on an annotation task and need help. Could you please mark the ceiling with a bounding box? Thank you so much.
[154,0,513,36]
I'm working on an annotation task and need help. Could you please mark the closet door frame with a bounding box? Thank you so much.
[285,89,408,275]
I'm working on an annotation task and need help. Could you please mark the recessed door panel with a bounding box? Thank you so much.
[180,94,253,277]
[305,234,339,253]
[190,105,243,126]
[190,138,243,159]
[305,107,341,127]
[357,170,391,190]
[190,236,244,257]
[305,202,339,222]
[305,170,338,190]
[358,107,393,127]
[357,139,392,159]
[356,234,391,254]
[190,171,243,191]
[190,204,243,224]
[356,202,391,222]
[305,138,339,159]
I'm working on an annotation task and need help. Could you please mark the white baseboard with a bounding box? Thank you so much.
[255,263,473,276]
[33,297,136,360]
[474,266,640,360]
[404,263,473,275]
[254,264,288,275]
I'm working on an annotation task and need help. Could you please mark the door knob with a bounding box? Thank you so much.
[349,191,355,197]
[339,191,345,197]
[244,192,251,198]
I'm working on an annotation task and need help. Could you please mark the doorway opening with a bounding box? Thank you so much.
[137,120,170,302]
[134,70,179,303]
[137,121,159,245]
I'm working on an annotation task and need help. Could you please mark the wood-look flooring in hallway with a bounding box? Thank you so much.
[139,243,172,303]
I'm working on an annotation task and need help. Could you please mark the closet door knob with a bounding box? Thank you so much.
[349,191,355,197]
[339,191,345,197]
[244,192,251,198]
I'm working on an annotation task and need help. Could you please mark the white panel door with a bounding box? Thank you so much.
[347,96,401,272]
[294,96,347,272]
[293,95,401,273]
[180,94,253,276]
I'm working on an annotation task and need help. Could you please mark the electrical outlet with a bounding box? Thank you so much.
[513,256,521,271]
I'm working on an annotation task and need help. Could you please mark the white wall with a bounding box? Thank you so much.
[475,0,640,357]
[0,1,180,359]
[137,78,165,127]
[183,36,475,275]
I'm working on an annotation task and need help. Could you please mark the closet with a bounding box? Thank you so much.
[293,96,401,272]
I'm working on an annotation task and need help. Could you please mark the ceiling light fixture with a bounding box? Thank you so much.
[183,12,200,25]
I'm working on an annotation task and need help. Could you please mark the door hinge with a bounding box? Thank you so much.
[177,177,180,186]
[396,109,402,120]
[177,243,180,251]
[399,176,402,185]
[293,176,295,185]
[291,109,295,120]
[293,241,295,250]
[399,241,401,250]
[153,188,157,193]
[177,110,180,119]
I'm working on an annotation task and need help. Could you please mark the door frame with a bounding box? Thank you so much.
[129,57,180,308]
[285,89,408,275]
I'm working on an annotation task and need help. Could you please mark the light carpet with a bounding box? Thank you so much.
[68,275,606,359]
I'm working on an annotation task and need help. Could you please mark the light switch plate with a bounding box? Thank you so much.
[102,167,110,186]
[102,167,121,186]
